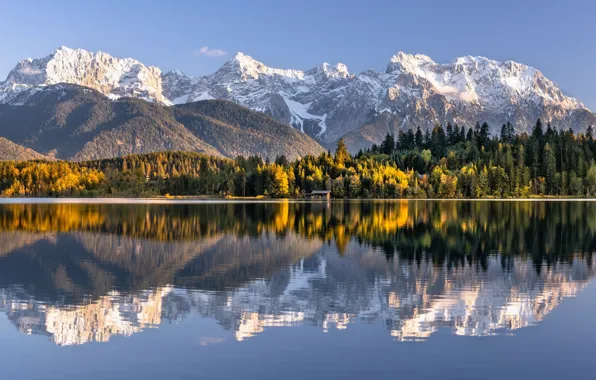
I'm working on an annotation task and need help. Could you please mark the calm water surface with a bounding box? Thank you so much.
[0,200,595,379]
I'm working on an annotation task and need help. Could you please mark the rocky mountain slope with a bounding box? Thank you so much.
[1,47,595,152]
[0,137,49,161]
[0,84,325,160]
[0,46,168,104]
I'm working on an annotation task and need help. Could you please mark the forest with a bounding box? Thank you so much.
[1,119,596,198]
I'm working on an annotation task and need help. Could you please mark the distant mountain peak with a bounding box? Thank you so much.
[231,51,253,61]
[2,46,168,104]
[1,47,595,152]
[222,52,305,81]
[313,62,350,79]
[390,51,434,65]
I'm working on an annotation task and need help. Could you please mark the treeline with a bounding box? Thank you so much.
[362,120,596,197]
[1,119,596,198]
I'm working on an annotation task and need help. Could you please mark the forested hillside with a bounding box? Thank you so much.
[0,137,49,161]
[0,85,325,160]
[1,118,596,198]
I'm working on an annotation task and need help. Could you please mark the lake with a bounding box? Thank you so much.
[1,200,595,380]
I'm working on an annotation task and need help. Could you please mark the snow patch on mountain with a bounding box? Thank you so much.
[283,96,327,134]
[1,47,594,147]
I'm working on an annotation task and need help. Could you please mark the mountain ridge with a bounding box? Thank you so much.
[0,137,50,161]
[1,47,595,152]
[0,84,325,160]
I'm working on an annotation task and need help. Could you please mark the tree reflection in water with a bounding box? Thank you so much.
[0,201,594,345]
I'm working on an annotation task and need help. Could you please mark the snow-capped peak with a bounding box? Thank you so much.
[224,52,305,80]
[390,51,434,65]
[2,46,169,104]
[315,62,350,79]
[1,47,594,149]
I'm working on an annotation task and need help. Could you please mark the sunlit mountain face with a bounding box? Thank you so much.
[0,201,595,346]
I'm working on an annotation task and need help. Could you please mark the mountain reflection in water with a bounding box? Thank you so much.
[0,201,594,346]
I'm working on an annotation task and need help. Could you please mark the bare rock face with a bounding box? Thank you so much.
[1,47,169,104]
[161,69,198,103]
[2,47,596,151]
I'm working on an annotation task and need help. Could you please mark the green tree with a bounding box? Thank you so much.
[570,170,582,196]
[476,166,489,197]
[543,143,557,194]
[380,133,396,155]
[415,126,424,149]
[585,164,596,196]
[332,176,346,198]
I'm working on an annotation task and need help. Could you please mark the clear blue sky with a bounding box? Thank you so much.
[2,0,596,108]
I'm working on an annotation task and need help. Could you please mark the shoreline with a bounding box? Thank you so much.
[1,197,596,204]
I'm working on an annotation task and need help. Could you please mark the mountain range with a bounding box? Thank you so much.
[0,83,324,160]
[1,46,595,158]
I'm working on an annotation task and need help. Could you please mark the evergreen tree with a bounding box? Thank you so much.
[477,122,491,149]
[500,122,515,144]
[459,125,466,143]
[532,119,544,142]
[446,122,455,145]
[476,166,489,197]
[406,129,416,149]
[415,126,424,149]
[586,125,594,141]
[380,133,395,155]
[431,125,447,157]
[452,124,461,144]
[423,129,432,149]
[543,143,557,194]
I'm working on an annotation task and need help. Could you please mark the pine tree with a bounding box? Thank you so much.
[415,126,423,149]
[532,119,544,141]
[477,122,490,149]
[500,122,515,144]
[446,122,454,145]
[423,129,432,149]
[516,145,526,189]
[543,143,557,194]
[500,124,508,143]
[586,125,594,141]
[380,133,395,155]
[406,129,416,149]
[453,124,461,144]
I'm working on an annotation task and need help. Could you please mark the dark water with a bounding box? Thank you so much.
[1,200,595,380]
